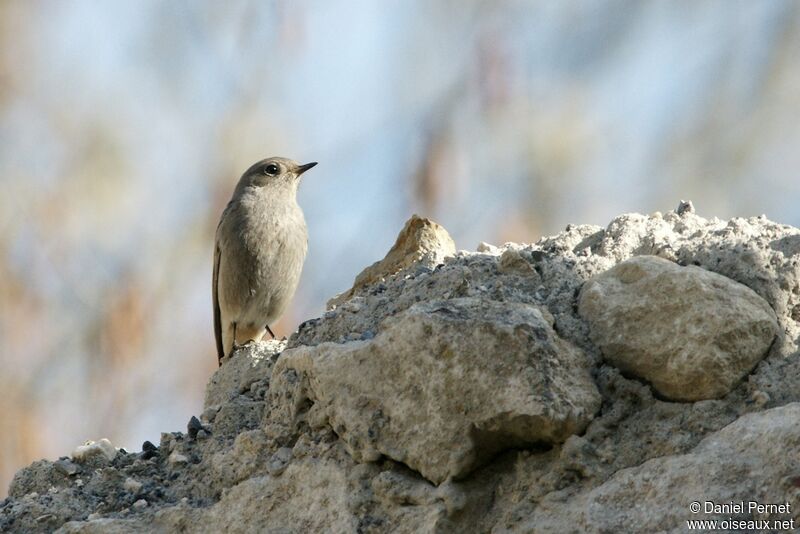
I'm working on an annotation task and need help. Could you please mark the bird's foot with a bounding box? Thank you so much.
[230,339,256,356]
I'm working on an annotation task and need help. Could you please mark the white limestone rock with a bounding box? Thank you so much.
[70,439,118,463]
[579,255,779,401]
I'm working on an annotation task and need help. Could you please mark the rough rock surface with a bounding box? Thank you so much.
[513,402,800,532]
[267,297,601,484]
[579,255,779,401]
[3,206,800,533]
[205,339,284,408]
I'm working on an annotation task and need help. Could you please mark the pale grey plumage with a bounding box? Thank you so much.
[213,157,316,365]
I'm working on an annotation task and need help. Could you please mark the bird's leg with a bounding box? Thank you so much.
[266,325,276,339]
[230,322,241,356]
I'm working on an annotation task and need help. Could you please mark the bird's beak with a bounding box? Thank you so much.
[296,162,318,176]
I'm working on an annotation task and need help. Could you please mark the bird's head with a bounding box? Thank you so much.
[238,157,317,193]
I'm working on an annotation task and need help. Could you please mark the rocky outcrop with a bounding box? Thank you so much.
[3,205,800,533]
[327,214,456,308]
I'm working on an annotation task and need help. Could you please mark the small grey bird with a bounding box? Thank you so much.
[213,157,317,365]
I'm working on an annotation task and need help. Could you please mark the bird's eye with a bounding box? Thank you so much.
[264,164,280,176]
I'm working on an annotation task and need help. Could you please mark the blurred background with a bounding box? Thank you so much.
[2,0,800,495]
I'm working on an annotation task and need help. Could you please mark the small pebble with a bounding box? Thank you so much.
[187,416,204,439]
[750,390,770,407]
[87,513,102,521]
[676,199,694,215]
[141,440,158,460]
[266,447,293,476]
[133,499,148,509]
[341,299,363,313]
[71,438,118,463]
[123,477,142,494]
[168,452,189,466]
[161,433,178,452]
[54,459,81,476]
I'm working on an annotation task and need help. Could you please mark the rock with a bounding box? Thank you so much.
[71,439,118,463]
[498,247,537,274]
[168,452,188,466]
[268,297,601,485]
[132,499,148,509]
[140,440,158,460]
[579,255,779,401]
[675,199,694,215]
[205,339,284,407]
[160,432,177,452]
[187,416,205,439]
[749,389,770,408]
[327,214,456,308]
[476,241,499,253]
[266,447,294,477]
[123,478,142,494]
[54,459,81,477]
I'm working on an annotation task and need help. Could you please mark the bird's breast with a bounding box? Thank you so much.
[242,202,307,258]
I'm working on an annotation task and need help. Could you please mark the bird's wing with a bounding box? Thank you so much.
[213,244,224,365]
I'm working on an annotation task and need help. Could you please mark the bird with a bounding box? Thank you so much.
[213,157,316,365]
